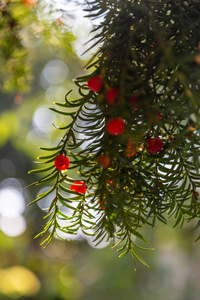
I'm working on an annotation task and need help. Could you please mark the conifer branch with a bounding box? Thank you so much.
[30,0,200,267]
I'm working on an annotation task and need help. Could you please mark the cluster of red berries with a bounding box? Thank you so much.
[53,79,164,203]
[87,76,140,108]
[87,75,126,136]
[54,155,86,194]
[87,75,164,154]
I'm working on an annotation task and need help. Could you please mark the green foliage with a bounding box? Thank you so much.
[0,1,31,92]
[0,0,75,93]
[30,0,200,267]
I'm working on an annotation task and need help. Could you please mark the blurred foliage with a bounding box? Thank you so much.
[0,0,87,156]
[0,0,75,93]
[0,224,199,299]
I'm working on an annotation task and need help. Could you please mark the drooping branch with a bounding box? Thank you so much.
[29,0,200,267]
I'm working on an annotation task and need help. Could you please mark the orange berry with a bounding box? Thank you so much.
[99,198,106,210]
[97,155,110,169]
[23,0,37,7]
[195,55,200,64]
[126,139,137,156]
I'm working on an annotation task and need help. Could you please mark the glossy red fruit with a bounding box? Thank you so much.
[106,88,119,105]
[106,118,125,136]
[146,137,163,154]
[87,75,104,92]
[70,181,86,194]
[54,155,70,170]
[97,155,110,169]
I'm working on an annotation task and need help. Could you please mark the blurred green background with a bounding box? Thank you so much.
[0,0,200,299]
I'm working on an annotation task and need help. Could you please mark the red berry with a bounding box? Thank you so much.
[106,88,119,105]
[106,118,125,136]
[97,155,110,169]
[146,106,161,123]
[146,137,163,154]
[156,111,161,120]
[54,155,70,170]
[129,94,140,110]
[70,181,86,194]
[23,0,37,6]
[87,75,104,92]
[106,180,112,184]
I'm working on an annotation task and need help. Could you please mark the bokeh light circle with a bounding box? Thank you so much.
[0,215,26,237]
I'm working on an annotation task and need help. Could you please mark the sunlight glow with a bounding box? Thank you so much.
[42,59,69,85]
[0,188,25,217]
[32,106,56,132]
[0,215,26,237]
[0,181,26,237]
[0,266,41,298]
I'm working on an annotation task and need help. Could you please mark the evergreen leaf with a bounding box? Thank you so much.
[28,185,56,206]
